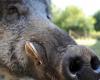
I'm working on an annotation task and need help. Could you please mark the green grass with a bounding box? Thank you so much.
[75,38,100,57]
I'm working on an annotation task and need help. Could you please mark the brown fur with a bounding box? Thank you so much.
[0,0,99,80]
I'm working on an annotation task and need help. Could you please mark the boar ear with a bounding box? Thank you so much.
[25,41,42,64]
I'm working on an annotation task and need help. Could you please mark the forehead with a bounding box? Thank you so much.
[0,0,50,3]
[0,0,22,1]
[0,0,51,9]
[0,0,21,4]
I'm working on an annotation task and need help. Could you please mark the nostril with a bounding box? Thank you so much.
[91,56,100,72]
[69,57,83,74]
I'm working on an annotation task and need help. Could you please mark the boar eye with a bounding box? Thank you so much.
[8,6,18,15]
[69,57,83,74]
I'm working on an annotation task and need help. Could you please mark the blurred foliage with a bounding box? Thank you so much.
[52,5,96,37]
[94,11,100,31]
[90,40,100,57]
[76,38,100,57]
[51,5,100,56]
[90,31,100,40]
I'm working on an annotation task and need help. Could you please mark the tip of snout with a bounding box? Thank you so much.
[67,45,96,56]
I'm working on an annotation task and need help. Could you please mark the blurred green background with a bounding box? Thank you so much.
[51,0,100,57]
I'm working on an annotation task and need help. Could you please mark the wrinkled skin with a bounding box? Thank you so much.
[0,0,100,80]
